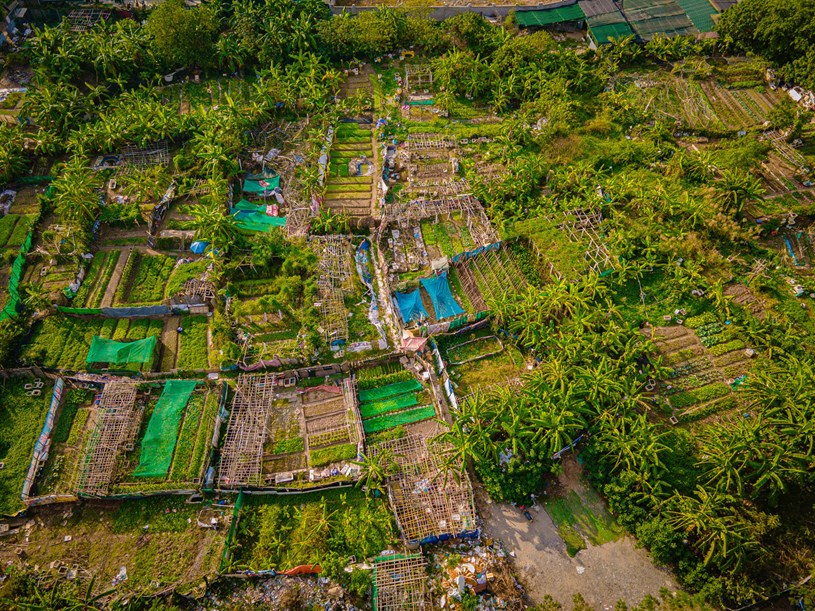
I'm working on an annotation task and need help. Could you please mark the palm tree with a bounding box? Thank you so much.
[190,203,239,254]
[352,449,397,494]
[712,168,765,215]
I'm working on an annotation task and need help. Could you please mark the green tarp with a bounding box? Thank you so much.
[359,379,422,403]
[133,380,198,478]
[516,4,586,27]
[243,173,280,194]
[231,199,286,233]
[86,335,157,365]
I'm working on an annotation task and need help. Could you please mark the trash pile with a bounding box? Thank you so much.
[432,540,525,610]
[206,576,361,611]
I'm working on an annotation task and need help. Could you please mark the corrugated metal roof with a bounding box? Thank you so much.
[516,3,586,26]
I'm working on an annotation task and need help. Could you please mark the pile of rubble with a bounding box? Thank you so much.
[431,540,525,610]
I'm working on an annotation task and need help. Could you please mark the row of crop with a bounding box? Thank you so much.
[309,442,356,468]
[22,316,164,371]
[177,315,209,370]
[0,214,35,250]
[669,381,732,409]
[22,317,104,370]
[308,428,350,449]
[115,252,176,305]
[73,251,121,308]
[169,393,204,482]
[127,255,176,304]
[53,388,95,444]
[106,317,164,342]
[114,251,141,304]
[356,363,407,385]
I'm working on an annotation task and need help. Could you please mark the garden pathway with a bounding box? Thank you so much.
[160,316,180,371]
[99,248,132,307]
[476,460,678,609]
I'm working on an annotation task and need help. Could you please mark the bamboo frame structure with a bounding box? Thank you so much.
[560,208,613,273]
[312,236,354,344]
[404,66,434,101]
[371,434,477,543]
[303,379,361,456]
[455,245,529,308]
[372,554,431,611]
[220,376,362,487]
[76,382,139,496]
[218,374,275,488]
[67,8,110,32]
[120,141,170,168]
[179,278,217,300]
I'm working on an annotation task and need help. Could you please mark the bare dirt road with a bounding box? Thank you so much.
[476,471,679,610]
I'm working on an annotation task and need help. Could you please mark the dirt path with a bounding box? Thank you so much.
[476,475,678,609]
[99,248,132,307]
[160,316,180,371]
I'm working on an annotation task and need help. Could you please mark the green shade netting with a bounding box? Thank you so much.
[133,380,198,478]
[675,0,717,31]
[589,21,635,43]
[516,4,585,26]
[359,393,420,419]
[86,335,157,365]
[0,232,33,322]
[359,379,422,403]
[363,405,436,434]
[420,272,465,320]
[230,199,286,232]
[243,172,280,194]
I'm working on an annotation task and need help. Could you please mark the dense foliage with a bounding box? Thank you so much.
[717,0,815,90]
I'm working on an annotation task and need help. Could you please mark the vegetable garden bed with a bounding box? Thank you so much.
[22,316,164,371]
[0,378,53,515]
[115,252,176,305]
[176,315,210,370]
[72,251,121,308]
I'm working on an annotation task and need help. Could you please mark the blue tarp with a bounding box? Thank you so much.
[395,289,429,324]
[420,272,465,320]
[190,241,209,254]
